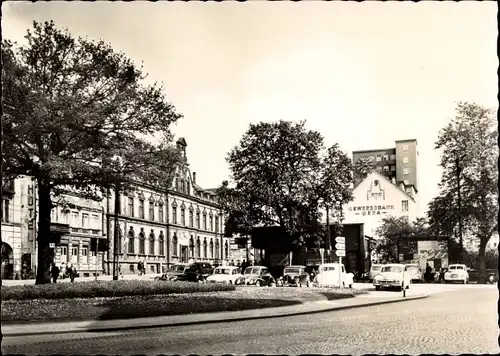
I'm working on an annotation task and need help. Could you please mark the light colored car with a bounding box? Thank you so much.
[369,264,383,281]
[404,264,424,283]
[444,264,469,284]
[373,264,410,291]
[315,263,354,288]
[235,266,275,287]
[206,266,242,284]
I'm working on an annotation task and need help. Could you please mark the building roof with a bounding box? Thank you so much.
[353,170,416,202]
[352,148,396,154]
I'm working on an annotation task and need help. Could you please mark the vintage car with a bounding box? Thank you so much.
[206,266,243,284]
[154,263,187,282]
[315,263,354,288]
[282,265,310,287]
[234,266,275,287]
[369,264,383,282]
[404,264,424,283]
[444,264,469,284]
[178,262,214,283]
[373,264,411,291]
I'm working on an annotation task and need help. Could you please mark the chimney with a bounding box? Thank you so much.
[193,172,196,184]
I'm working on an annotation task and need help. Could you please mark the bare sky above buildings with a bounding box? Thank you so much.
[3,1,497,217]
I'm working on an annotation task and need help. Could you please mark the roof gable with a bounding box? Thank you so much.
[351,171,415,202]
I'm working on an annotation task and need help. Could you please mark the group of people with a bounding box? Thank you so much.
[137,261,147,276]
[424,263,447,283]
[229,258,254,271]
[50,262,78,283]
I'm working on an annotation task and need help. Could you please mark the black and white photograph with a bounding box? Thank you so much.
[1,1,498,355]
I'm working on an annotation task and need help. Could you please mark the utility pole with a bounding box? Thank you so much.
[455,156,464,263]
[326,205,331,263]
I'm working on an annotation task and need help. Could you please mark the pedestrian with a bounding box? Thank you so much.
[241,259,248,272]
[68,264,77,283]
[50,263,60,284]
[425,263,432,283]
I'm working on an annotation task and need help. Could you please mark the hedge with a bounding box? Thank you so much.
[1,280,236,301]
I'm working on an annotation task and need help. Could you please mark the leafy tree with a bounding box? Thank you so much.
[2,21,182,284]
[353,156,376,184]
[225,120,353,253]
[374,216,430,263]
[427,102,498,282]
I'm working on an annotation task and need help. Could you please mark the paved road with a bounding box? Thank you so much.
[3,284,497,355]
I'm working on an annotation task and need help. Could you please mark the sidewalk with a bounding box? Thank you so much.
[2,293,428,337]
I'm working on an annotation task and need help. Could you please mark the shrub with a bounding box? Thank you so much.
[1,280,236,301]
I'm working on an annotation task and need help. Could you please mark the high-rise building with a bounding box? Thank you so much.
[352,139,419,198]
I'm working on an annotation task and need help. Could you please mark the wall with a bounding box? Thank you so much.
[343,171,418,238]
[395,140,418,189]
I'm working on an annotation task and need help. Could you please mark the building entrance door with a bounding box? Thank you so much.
[1,243,14,279]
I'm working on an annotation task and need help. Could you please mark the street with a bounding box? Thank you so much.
[2,285,498,355]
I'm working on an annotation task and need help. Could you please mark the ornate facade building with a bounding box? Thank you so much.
[105,138,229,275]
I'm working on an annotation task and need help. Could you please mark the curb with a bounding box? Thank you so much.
[3,294,428,337]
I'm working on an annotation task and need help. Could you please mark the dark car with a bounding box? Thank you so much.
[154,263,187,282]
[283,265,310,287]
[180,262,214,283]
[235,266,276,287]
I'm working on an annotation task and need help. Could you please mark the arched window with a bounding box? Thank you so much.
[215,240,220,259]
[203,213,207,230]
[149,232,155,255]
[209,239,214,259]
[203,239,207,258]
[224,241,229,259]
[139,232,145,254]
[196,237,201,258]
[189,236,194,257]
[172,233,178,256]
[128,230,135,254]
[159,232,165,255]
[118,228,123,254]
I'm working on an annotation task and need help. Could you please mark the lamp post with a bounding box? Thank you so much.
[112,156,122,281]
[326,204,331,263]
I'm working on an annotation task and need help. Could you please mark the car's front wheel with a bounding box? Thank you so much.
[255,280,261,287]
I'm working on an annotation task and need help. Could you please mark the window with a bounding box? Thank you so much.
[181,208,186,226]
[82,247,88,257]
[158,204,164,222]
[402,200,409,212]
[215,240,220,259]
[51,208,57,222]
[209,240,214,259]
[129,264,135,273]
[189,210,194,227]
[203,239,208,258]
[181,180,186,194]
[128,197,134,217]
[403,156,409,164]
[139,232,145,254]
[404,180,410,185]
[187,184,191,196]
[172,234,178,256]
[128,230,135,254]
[391,165,396,172]
[376,156,382,162]
[196,212,200,229]
[149,202,154,221]
[215,216,219,233]
[61,210,69,224]
[196,238,201,258]
[1,199,10,223]
[390,154,396,160]
[139,199,145,219]
[172,206,177,224]
[91,214,99,229]
[82,213,89,228]
[383,166,389,172]
[403,168,410,175]
[383,155,389,161]
[209,216,213,231]
[72,212,79,227]
[175,178,180,191]
[406,188,413,197]
[402,144,409,151]
[149,233,155,255]
[61,246,68,256]
[159,232,165,255]
[203,214,207,230]
[72,246,78,256]
[189,237,194,257]
[376,166,383,172]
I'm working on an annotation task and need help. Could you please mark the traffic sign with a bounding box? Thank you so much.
[336,249,346,257]
[49,243,55,249]
[335,236,345,244]
[335,242,346,250]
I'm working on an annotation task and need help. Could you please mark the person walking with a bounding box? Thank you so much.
[68,264,77,283]
[50,263,60,284]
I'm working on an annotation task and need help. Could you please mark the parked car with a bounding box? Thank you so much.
[369,264,383,282]
[154,263,187,282]
[315,263,354,288]
[206,266,243,284]
[282,265,310,287]
[235,266,276,287]
[444,264,469,284]
[179,262,214,283]
[404,264,424,283]
[373,264,410,291]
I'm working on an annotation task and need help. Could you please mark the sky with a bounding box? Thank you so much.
[2,1,498,218]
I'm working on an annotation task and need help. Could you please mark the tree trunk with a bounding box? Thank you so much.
[35,182,54,285]
[478,241,487,284]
